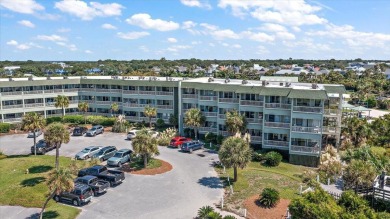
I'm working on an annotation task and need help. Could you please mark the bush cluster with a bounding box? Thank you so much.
[62,115,84,124]
[46,116,62,124]
[86,116,115,126]
[265,151,283,167]
[252,151,264,162]
[157,128,178,146]
[0,123,10,133]
[259,188,280,208]
[156,118,165,128]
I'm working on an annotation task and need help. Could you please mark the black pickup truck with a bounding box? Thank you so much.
[75,175,110,196]
[54,183,93,206]
[78,165,125,186]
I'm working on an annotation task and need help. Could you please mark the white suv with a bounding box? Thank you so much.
[127,130,159,140]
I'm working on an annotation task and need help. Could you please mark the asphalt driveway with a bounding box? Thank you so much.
[0,132,223,219]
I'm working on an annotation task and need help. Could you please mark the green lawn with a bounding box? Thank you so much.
[216,161,312,210]
[0,155,81,218]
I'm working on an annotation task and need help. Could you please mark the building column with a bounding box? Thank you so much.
[43,97,47,118]
[178,81,183,136]
[336,92,343,151]
[0,94,3,123]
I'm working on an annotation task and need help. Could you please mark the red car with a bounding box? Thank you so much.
[170,137,191,148]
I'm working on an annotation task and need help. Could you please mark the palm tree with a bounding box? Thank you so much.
[197,206,215,219]
[21,112,46,156]
[184,108,205,140]
[132,129,159,168]
[39,168,74,219]
[78,101,89,124]
[218,137,252,182]
[55,95,69,117]
[225,110,247,136]
[143,105,157,128]
[343,160,376,190]
[110,102,119,116]
[44,123,70,169]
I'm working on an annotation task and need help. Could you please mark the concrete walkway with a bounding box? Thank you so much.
[363,109,389,118]
[0,206,40,219]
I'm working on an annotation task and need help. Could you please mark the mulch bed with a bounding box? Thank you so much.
[244,195,290,219]
[121,159,173,175]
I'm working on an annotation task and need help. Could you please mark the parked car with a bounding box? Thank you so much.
[93,146,117,161]
[181,140,205,153]
[28,129,42,138]
[75,146,103,160]
[74,175,110,196]
[86,125,104,137]
[73,126,88,136]
[53,183,93,206]
[127,130,159,140]
[78,165,125,186]
[30,139,54,155]
[169,137,191,148]
[107,149,132,167]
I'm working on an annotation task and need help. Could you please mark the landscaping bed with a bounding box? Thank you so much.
[0,155,81,218]
[121,158,172,175]
[244,195,290,219]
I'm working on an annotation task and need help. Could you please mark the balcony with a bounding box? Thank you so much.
[240,100,264,107]
[79,88,95,92]
[95,101,111,105]
[95,89,111,93]
[290,145,320,154]
[322,126,338,134]
[182,94,197,99]
[251,136,262,142]
[219,98,239,103]
[264,103,291,109]
[44,89,62,93]
[156,105,174,110]
[123,103,141,108]
[139,91,156,95]
[156,91,173,96]
[25,103,44,108]
[2,104,23,109]
[69,100,79,104]
[264,121,290,128]
[24,90,43,95]
[293,106,323,113]
[291,126,321,134]
[246,118,262,124]
[1,91,23,96]
[127,116,141,121]
[122,90,138,94]
[219,131,229,136]
[46,114,62,118]
[199,96,217,101]
[199,127,218,133]
[3,118,23,122]
[202,112,217,117]
[63,88,79,92]
[324,109,339,116]
[218,114,225,119]
[263,140,289,148]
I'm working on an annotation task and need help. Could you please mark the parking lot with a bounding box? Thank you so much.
[0,132,223,219]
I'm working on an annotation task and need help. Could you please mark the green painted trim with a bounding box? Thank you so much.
[80,78,179,87]
[288,89,328,99]
[260,87,291,96]
[324,85,346,94]
[235,86,263,94]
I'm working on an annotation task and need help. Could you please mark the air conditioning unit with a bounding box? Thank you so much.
[47,76,52,80]
[285,82,291,87]
[29,76,34,81]
[262,80,268,86]
[312,83,318,89]
[8,77,13,81]
[208,77,214,82]
[280,82,284,86]
[242,80,248,84]
[63,76,68,79]
[224,78,230,83]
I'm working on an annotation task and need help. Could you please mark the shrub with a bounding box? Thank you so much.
[205,132,217,144]
[216,134,224,145]
[9,123,21,131]
[112,115,128,133]
[259,188,280,208]
[86,116,115,126]
[157,128,178,146]
[0,123,10,133]
[46,116,62,124]
[156,118,165,128]
[265,151,283,167]
[62,115,84,124]
[0,150,6,160]
[252,152,264,162]
[197,206,214,219]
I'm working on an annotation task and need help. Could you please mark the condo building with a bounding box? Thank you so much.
[0,76,345,166]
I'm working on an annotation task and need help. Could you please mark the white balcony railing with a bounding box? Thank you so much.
[219,131,229,136]
[218,114,225,119]
[182,94,197,99]
[95,101,111,105]
[264,103,291,109]
[24,103,44,108]
[122,90,138,94]
[24,90,43,95]
[156,105,174,109]
[291,126,321,133]
[156,91,173,96]
[139,91,156,95]
[293,106,323,113]
[240,100,264,107]
[79,88,95,92]
[264,122,290,128]
[95,89,111,93]
[1,91,23,96]
[322,126,338,133]
[263,140,289,147]
[246,118,261,124]
[123,103,140,108]
[199,96,217,101]
[203,112,217,117]
[251,136,262,142]
[290,145,320,154]
[127,116,140,121]
[324,109,339,116]
[199,127,218,133]
[3,118,23,122]
[219,98,239,103]
[63,88,79,92]
[2,104,24,109]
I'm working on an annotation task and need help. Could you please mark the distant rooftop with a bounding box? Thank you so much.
[260,76,299,82]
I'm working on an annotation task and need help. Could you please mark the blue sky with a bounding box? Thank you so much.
[1,0,390,61]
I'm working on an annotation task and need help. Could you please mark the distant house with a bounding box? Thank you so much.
[86,68,102,74]
[3,66,20,76]
[55,69,67,75]
[385,69,390,80]
[176,66,187,73]
[275,67,308,75]
[152,66,161,74]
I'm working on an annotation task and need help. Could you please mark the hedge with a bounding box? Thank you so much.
[0,123,10,133]
[62,115,84,124]
[46,116,62,124]
[86,116,115,126]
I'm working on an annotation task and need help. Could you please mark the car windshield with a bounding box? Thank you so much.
[129,132,135,135]
[113,152,123,158]
[90,128,96,131]
[170,139,176,142]
[81,149,90,153]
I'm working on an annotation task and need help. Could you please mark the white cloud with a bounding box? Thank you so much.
[211,29,240,39]
[102,23,117,29]
[218,0,327,26]
[6,40,18,46]
[241,31,275,42]
[191,41,202,45]
[182,21,197,29]
[56,42,77,51]
[209,43,215,47]
[167,45,192,52]
[126,13,179,31]
[256,45,270,54]
[18,20,35,28]
[85,50,93,54]
[232,44,241,48]
[0,0,44,14]
[37,34,67,42]
[221,42,229,47]
[292,26,301,32]
[167,38,178,43]
[139,46,149,52]
[260,23,286,32]
[180,0,211,9]
[276,32,296,40]
[200,23,218,31]
[16,44,31,50]
[117,31,150,40]
[57,28,71,32]
[54,0,124,20]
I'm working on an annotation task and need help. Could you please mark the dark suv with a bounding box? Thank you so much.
[93,146,117,161]
[30,140,55,155]
[73,126,88,136]
[53,184,93,206]
[86,125,104,137]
